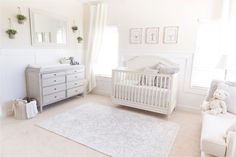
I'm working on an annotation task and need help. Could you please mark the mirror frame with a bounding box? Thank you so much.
[29,8,69,47]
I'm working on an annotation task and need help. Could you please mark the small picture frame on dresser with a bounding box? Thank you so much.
[129,28,143,44]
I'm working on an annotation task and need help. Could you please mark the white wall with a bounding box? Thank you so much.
[0,0,83,117]
[92,0,223,111]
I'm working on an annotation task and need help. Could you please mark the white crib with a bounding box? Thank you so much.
[112,68,178,116]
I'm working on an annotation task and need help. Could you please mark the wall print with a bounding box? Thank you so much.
[129,28,142,44]
[163,26,179,44]
[145,27,159,44]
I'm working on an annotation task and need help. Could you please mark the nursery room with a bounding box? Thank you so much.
[1,0,236,157]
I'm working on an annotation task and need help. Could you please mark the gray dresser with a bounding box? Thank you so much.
[26,65,85,112]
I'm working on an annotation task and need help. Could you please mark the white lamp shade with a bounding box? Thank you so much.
[215,55,228,70]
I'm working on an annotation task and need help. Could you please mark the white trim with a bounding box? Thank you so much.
[92,89,110,96]
[176,105,201,114]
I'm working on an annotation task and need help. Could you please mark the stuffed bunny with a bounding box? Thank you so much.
[202,89,229,114]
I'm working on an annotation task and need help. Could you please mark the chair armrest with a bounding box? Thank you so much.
[226,131,236,157]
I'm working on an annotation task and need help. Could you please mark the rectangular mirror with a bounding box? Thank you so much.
[29,9,68,47]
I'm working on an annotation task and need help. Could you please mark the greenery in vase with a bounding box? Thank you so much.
[6,29,17,35]
[6,29,17,38]
[72,26,78,32]
[16,14,27,23]
[77,36,83,43]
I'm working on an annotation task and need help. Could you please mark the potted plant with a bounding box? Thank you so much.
[77,36,83,43]
[16,14,27,24]
[72,26,78,33]
[6,29,17,39]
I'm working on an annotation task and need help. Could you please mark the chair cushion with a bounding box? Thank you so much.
[218,82,236,114]
[206,80,223,101]
[201,113,236,157]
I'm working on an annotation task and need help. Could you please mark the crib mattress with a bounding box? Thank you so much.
[114,81,169,107]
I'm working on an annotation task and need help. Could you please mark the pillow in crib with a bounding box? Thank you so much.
[139,67,169,88]
[156,63,179,74]
[218,82,236,114]
[139,67,158,86]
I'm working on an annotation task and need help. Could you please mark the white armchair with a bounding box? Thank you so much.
[200,80,236,157]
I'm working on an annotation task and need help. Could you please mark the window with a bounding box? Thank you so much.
[94,26,119,77]
[191,0,236,88]
[191,22,225,88]
[191,21,236,88]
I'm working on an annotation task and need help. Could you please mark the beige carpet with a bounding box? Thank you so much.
[0,94,201,157]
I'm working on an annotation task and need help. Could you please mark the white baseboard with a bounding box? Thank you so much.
[176,105,201,114]
[92,89,111,97]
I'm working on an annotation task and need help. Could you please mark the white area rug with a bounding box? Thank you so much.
[38,103,179,157]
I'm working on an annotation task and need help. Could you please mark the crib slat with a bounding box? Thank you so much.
[159,76,163,107]
[163,76,167,108]
[134,73,138,103]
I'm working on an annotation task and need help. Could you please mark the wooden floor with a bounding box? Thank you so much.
[0,94,201,157]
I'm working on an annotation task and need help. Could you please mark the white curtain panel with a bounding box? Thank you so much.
[85,3,107,92]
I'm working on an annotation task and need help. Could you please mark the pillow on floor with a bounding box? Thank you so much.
[218,82,236,114]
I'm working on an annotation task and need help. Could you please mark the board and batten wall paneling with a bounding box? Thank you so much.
[91,0,223,111]
[0,0,84,117]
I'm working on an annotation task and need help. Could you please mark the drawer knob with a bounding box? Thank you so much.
[54,74,57,76]
[54,88,57,90]
[54,80,57,82]
[75,83,77,85]
[54,96,57,98]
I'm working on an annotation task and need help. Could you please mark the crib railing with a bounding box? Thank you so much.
[112,69,178,115]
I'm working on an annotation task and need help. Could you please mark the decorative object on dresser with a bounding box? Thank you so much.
[26,64,85,112]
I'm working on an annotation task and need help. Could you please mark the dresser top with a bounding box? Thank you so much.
[26,64,84,73]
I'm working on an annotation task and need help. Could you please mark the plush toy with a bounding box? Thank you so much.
[202,89,229,114]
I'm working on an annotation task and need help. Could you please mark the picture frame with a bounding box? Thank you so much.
[163,26,179,44]
[145,27,159,44]
[129,28,143,44]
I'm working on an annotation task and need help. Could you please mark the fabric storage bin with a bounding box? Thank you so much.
[12,99,38,120]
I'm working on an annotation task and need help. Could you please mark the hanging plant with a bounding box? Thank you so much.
[6,29,17,39]
[16,7,27,24]
[71,20,78,33]
[6,18,17,39]
[77,36,83,43]
[72,26,78,33]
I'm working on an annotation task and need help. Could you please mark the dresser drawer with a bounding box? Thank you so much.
[42,72,65,79]
[67,86,84,97]
[67,73,84,82]
[67,67,84,75]
[43,91,66,105]
[43,84,66,95]
[67,80,84,89]
[42,76,65,87]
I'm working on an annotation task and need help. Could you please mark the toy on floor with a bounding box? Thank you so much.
[202,89,229,114]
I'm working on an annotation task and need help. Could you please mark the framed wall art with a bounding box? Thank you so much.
[145,27,159,44]
[129,28,143,44]
[163,26,179,44]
